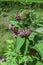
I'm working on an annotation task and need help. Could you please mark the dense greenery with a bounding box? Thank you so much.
[0,1,43,65]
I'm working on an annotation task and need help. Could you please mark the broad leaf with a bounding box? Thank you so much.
[34,27,43,35]
[33,43,43,60]
[15,36,25,53]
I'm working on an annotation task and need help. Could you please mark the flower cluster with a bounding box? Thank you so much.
[9,24,31,38]
[19,29,31,37]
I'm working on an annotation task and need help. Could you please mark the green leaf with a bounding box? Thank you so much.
[15,36,25,53]
[35,61,43,65]
[29,32,37,40]
[10,21,19,27]
[33,43,43,60]
[34,27,43,35]
[24,39,29,55]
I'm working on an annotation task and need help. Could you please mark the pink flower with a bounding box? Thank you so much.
[19,29,31,37]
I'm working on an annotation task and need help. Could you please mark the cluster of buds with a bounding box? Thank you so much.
[15,13,21,21]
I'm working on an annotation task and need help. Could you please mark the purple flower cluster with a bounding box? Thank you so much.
[9,24,31,38]
[19,29,31,37]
